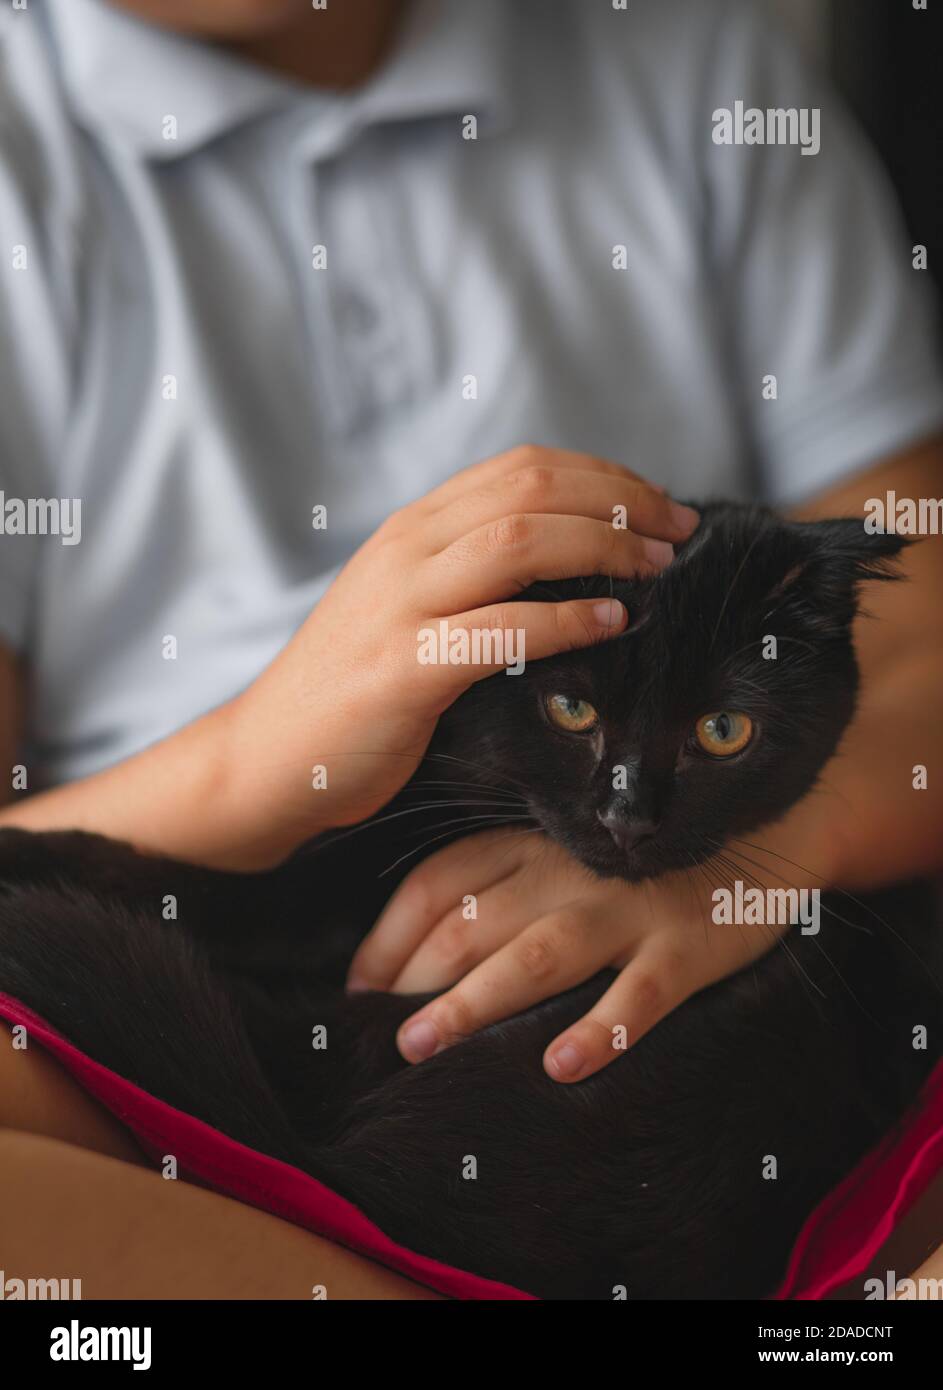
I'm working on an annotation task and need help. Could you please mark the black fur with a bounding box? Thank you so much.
[1,502,940,1299]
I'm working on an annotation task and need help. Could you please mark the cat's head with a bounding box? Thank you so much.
[429,502,907,882]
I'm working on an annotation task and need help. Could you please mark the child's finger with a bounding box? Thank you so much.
[413,446,651,517]
[346,828,530,992]
[395,905,626,1064]
[428,514,672,611]
[543,944,694,1083]
[390,870,549,993]
[424,470,697,550]
[411,595,627,694]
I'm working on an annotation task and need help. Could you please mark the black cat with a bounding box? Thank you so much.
[0,502,940,1299]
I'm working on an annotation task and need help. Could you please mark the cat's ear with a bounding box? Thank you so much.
[796,517,911,579]
[769,518,910,633]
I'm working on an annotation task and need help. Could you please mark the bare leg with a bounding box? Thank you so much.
[0,1026,440,1299]
[0,1130,440,1299]
[894,1236,943,1298]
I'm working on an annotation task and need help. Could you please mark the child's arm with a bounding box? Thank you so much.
[0,447,697,869]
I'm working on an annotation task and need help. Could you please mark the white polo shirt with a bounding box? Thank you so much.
[1,0,941,786]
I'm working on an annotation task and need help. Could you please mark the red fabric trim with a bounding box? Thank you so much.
[3,990,941,1301]
[773,1061,943,1299]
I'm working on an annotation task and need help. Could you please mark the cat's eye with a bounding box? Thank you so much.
[544,694,599,734]
[694,711,753,758]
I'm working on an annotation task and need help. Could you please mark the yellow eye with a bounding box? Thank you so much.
[694,711,753,758]
[545,694,599,733]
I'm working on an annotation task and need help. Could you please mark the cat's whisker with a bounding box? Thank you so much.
[399,779,523,803]
[403,791,526,810]
[377,814,533,878]
[682,851,720,944]
[399,811,531,838]
[721,841,889,1023]
[723,836,824,885]
[305,748,532,799]
[719,841,873,940]
[421,751,533,796]
[723,839,943,1001]
[687,844,767,1007]
[806,934,877,1025]
[717,839,840,961]
[303,799,528,853]
[704,846,827,1003]
[727,836,893,931]
[675,845,734,945]
[710,850,785,973]
[716,840,922,1025]
[394,810,532,845]
[399,798,528,813]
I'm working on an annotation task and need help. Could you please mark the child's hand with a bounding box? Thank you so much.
[347,811,831,1081]
[229,446,698,863]
[0,445,696,869]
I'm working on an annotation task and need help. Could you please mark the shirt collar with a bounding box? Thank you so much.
[353,0,512,135]
[42,0,512,162]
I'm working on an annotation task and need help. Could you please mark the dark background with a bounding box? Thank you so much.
[833,0,941,299]
[773,0,942,306]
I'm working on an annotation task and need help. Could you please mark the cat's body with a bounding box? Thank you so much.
[1,502,940,1298]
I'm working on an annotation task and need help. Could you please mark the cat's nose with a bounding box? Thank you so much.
[597,808,659,853]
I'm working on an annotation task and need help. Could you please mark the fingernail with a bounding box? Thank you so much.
[669,501,700,534]
[399,1019,438,1062]
[547,1042,584,1079]
[642,538,675,569]
[592,598,626,630]
[346,974,370,994]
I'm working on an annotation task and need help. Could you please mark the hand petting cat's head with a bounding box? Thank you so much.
[430,503,908,882]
